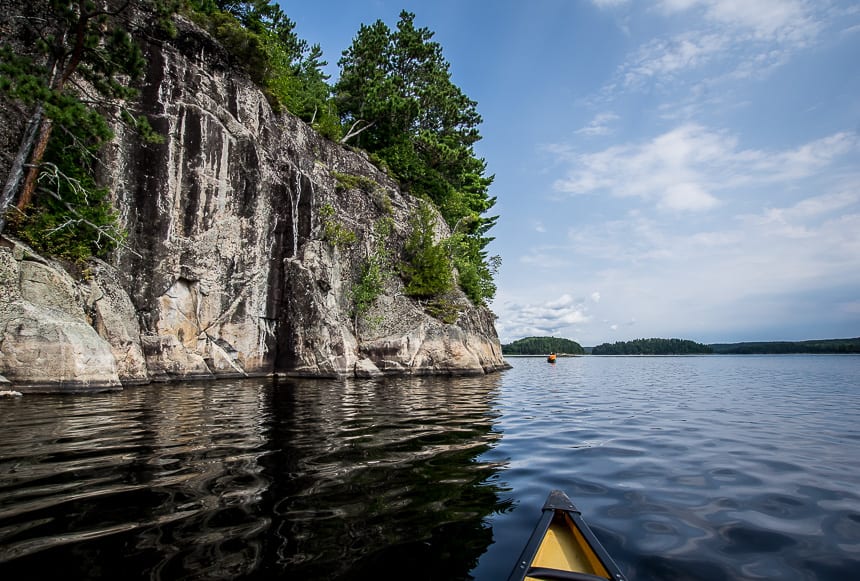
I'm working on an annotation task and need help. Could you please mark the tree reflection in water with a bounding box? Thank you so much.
[0,374,511,580]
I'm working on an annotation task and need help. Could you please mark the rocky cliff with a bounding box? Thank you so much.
[0,15,508,393]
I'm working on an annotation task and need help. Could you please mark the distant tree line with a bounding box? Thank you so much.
[591,338,712,355]
[709,338,860,354]
[502,336,584,355]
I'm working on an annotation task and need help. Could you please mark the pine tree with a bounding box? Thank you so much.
[335,11,499,303]
[0,0,172,250]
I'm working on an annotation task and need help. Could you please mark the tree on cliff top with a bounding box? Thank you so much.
[335,11,499,304]
[0,0,172,257]
[188,0,338,137]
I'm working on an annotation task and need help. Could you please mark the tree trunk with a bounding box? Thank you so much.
[6,5,88,221]
[0,48,64,234]
[0,106,43,235]
[16,118,54,212]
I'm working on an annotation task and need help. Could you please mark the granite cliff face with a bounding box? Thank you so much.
[0,16,508,392]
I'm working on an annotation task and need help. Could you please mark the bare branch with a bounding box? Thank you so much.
[340,119,376,144]
[35,162,142,258]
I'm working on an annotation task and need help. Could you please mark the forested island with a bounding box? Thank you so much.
[591,338,712,355]
[502,336,584,355]
[710,338,860,354]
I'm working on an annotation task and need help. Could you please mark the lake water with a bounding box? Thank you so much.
[0,355,858,580]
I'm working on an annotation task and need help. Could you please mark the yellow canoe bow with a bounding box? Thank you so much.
[508,490,627,581]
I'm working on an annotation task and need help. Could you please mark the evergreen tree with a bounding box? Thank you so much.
[0,0,172,251]
[401,201,453,298]
[335,11,499,303]
[189,0,337,135]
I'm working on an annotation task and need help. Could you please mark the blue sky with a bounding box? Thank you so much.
[281,0,860,346]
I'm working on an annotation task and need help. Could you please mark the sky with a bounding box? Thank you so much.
[280,0,860,346]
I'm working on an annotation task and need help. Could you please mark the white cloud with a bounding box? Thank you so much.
[778,191,859,219]
[738,191,860,245]
[743,133,858,183]
[515,185,860,343]
[660,182,719,211]
[601,0,829,102]
[495,293,592,342]
[591,0,630,8]
[657,0,819,43]
[622,33,727,88]
[492,0,860,346]
[520,250,572,269]
[576,112,620,136]
[550,125,857,212]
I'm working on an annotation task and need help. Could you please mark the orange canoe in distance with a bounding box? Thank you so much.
[547,353,557,363]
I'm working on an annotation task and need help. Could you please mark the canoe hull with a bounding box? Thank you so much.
[507,490,626,581]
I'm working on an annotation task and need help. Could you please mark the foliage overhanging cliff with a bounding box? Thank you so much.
[0,0,499,306]
[0,0,509,392]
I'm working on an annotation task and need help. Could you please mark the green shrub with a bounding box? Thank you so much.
[313,104,343,141]
[352,256,385,319]
[401,201,453,298]
[423,296,463,324]
[319,203,356,248]
[370,189,393,214]
[7,173,125,264]
[351,217,394,323]
[446,232,499,306]
[366,153,393,178]
[332,171,377,193]
[5,123,125,263]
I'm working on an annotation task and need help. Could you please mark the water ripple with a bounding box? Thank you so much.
[1,357,859,579]
[472,355,860,580]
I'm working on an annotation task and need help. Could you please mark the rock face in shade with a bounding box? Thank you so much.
[0,15,509,392]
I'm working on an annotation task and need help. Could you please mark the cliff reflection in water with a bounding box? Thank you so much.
[0,374,508,580]
[260,375,507,580]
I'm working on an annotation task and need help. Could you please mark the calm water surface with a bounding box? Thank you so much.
[0,355,858,580]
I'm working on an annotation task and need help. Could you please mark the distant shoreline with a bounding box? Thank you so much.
[503,337,860,356]
[504,353,860,357]
[504,354,582,357]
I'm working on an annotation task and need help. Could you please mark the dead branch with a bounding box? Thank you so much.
[36,162,142,258]
[339,119,376,144]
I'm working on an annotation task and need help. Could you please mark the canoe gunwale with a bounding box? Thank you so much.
[506,490,627,581]
[521,567,611,581]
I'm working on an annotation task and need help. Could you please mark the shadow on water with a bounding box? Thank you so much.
[0,374,510,580]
